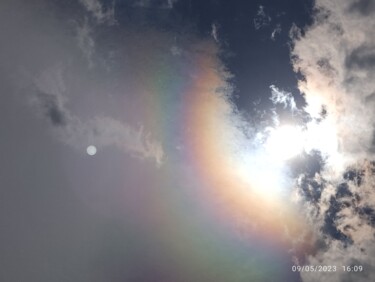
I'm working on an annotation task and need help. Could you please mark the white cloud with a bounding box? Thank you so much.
[269,85,297,112]
[291,0,375,168]
[294,161,375,282]
[290,1,375,280]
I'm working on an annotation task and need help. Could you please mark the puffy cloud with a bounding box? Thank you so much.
[291,0,375,281]
[291,0,375,168]
[298,162,375,282]
[290,0,375,280]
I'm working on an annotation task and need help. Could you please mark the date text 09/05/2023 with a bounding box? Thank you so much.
[292,265,363,272]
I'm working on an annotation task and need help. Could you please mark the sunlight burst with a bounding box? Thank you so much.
[265,125,305,161]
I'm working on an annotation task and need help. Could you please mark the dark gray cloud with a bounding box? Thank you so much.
[35,90,67,126]
[348,0,375,16]
[346,45,375,70]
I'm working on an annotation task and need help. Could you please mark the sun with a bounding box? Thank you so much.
[265,125,305,161]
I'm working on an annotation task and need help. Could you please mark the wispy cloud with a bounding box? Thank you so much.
[271,24,281,40]
[269,85,297,112]
[253,5,271,30]
[78,0,116,25]
[211,22,219,43]
[31,65,164,166]
[76,18,95,68]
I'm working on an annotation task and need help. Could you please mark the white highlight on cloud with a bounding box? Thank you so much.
[270,85,297,112]
[291,0,375,170]
[289,0,375,280]
[304,118,342,170]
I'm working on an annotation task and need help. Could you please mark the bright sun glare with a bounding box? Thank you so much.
[236,121,339,198]
[265,125,305,161]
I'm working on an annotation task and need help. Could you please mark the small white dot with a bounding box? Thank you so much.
[86,145,97,156]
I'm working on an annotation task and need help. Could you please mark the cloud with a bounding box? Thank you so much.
[290,0,375,279]
[302,240,375,282]
[271,24,281,40]
[291,0,375,168]
[76,0,116,68]
[253,5,271,30]
[270,84,297,112]
[297,162,375,282]
[76,18,95,68]
[133,0,178,9]
[348,0,375,16]
[67,117,164,165]
[211,22,219,43]
[78,0,115,25]
[170,45,182,56]
[33,64,68,126]
[31,65,164,166]
[34,89,67,127]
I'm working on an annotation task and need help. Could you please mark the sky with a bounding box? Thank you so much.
[1,0,375,281]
